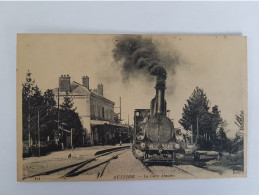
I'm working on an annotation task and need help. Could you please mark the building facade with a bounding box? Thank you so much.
[53,75,116,145]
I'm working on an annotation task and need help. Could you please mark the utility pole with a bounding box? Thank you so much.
[120,96,121,121]
[28,100,31,147]
[191,125,193,144]
[38,110,40,157]
[71,129,73,149]
[128,114,130,139]
[28,114,31,147]
[57,87,60,131]
[196,117,199,144]
[114,96,122,122]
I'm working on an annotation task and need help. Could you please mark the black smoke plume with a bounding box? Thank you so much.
[113,35,179,81]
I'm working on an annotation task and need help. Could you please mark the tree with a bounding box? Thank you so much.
[218,127,227,142]
[22,70,37,102]
[22,71,44,142]
[59,93,83,147]
[22,71,59,143]
[179,87,211,140]
[211,105,229,139]
[179,87,232,151]
[22,71,85,150]
[43,89,56,114]
[40,89,58,141]
[235,110,244,131]
[211,105,221,134]
[22,71,86,153]
[231,110,244,154]
[60,92,74,111]
[60,93,80,129]
[208,105,231,151]
[22,71,35,140]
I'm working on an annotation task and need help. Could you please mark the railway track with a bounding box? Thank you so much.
[171,165,193,176]
[62,151,125,179]
[23,146,130,180]
[143,164,154,174]
[142,163,194,177]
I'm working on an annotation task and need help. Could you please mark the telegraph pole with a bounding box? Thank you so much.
[28,101,31,147]
[38,110,40,157]
[114,96,122,122]
[71,129,73,149]
[128,114,130,139]
[191,125,193,144]
[120,96,121,121]
[28,114,31,147]
[196,117,199,144]
[57,87,60,130]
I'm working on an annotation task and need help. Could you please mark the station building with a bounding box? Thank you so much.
[52,75,128,146]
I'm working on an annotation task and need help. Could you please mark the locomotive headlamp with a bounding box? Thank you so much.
[175,153,184,159]
[135,149,144,157]
[136,134,145,141]
[140,142,146,149]
[174,144,180,149]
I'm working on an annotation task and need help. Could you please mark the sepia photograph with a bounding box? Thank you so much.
[17,34,247,182]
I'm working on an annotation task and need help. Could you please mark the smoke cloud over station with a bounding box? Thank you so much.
[112,35,179,82]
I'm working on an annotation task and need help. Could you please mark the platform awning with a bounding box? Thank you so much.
[90,120,129,128]
[90,120,109,125]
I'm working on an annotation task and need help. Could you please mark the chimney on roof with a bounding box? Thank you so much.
[59,74,71,92]
[82,76,89,89]
[97,84,103,96]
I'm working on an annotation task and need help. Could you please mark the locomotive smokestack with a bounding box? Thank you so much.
[155,75,166,115]
[149,66,167,116]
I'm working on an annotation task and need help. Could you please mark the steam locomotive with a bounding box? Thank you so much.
[132,75,186,165]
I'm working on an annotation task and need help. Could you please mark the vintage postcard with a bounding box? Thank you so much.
[17,34,247,182]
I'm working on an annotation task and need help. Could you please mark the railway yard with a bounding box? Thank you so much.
[22,144,241,181]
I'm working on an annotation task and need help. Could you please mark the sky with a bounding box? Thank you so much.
[17,34,247,138]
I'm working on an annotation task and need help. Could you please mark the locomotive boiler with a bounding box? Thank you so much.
[132,74,185,165]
